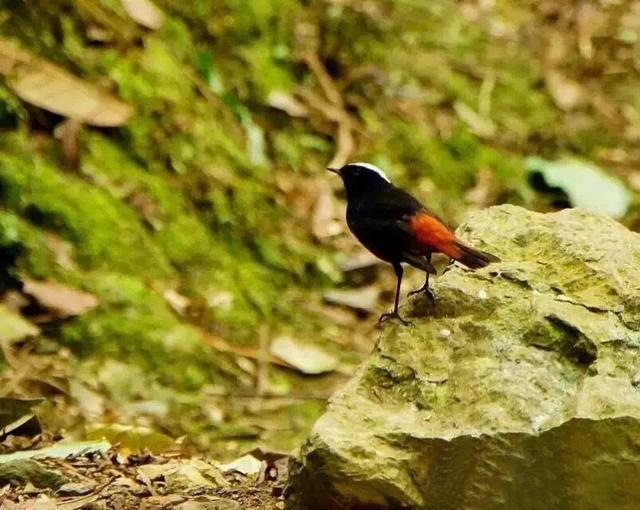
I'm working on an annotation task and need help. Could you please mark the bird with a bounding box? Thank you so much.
[328,162,500,325]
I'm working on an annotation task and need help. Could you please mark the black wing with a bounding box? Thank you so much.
[346,185,431,263]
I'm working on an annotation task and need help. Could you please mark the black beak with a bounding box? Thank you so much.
[327,167,341,176]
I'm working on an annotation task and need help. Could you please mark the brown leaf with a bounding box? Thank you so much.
[43,233,76,271]
[120,0,164,30]
[545,70,585,111]
[22,279,98,318]
[0,37,134,127]
[453,101,496,139]
[163,289,191,316]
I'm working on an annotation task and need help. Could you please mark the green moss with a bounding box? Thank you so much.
[61,272,231,389]
[0,150,173,278]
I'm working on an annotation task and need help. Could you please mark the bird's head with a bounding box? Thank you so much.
[327,162,392,197]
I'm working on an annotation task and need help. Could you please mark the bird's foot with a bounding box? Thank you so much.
[377,311,412,326]
[407,286,435,303]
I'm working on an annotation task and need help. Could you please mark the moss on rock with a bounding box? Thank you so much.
[290,206,640,510]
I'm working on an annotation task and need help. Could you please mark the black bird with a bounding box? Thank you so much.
[329,162,499,324]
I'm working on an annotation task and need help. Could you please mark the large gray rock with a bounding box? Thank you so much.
[289,205,640,510]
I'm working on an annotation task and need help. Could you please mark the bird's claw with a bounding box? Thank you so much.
[407,287,435,303]
[377,311,412,326]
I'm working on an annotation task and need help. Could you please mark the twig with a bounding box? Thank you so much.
[300,50,356,167]
[57,475,117,510]
[200,330,293,369]
[256,324,270,396]
[301,50,344,108]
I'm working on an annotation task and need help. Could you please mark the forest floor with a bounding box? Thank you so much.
[1,434,285,509]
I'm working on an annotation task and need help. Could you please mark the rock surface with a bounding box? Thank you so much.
[289,205,640,510]
[0,459,67,489]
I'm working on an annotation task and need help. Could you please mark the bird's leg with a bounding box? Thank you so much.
[378,264,411,325]
[408,254,435,303]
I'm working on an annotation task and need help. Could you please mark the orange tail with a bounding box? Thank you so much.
[449,240,500,269]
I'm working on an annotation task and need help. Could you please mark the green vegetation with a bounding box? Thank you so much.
[0,0,639,454]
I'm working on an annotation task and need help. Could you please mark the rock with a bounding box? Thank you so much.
[0,459,67,489]
[289,205,640,510]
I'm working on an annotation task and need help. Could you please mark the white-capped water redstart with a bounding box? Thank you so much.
[329,162,499,324]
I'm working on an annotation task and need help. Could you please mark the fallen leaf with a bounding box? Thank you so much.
[68,380,105,420]
[269,337,338,375]
[323,287,380,313]
[22,278,98,318]
[527,157,632,218]
[453,101,496,138]
[138,459,228,491]
[0,305,40,342]
[0,413,41,440]
[163,289,190,316]
[44,234,76,270]
[217,454,263,477]
[120,0,164,30]
[0,399,44,429]
[0,37,134,127]
[0,440,111,464]
[166,460,228,491]
[57,482,95,496]
[545,70,585,111]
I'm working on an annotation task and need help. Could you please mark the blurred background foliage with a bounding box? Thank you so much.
[1,0,640,457]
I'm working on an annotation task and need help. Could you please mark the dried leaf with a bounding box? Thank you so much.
[22,279,98,318]
[0,38,134,127]
[163,289,190,316]
[0,398,44,430]
[545,70,585,111]
[44,234,76,271]
[0,305,39,343]
[0,414,41,440]
[139,459,227,491]
[453,101,496,138]
[269,337,338,375]
[120,0,164,30]
[56,482,95,496]
[323,287,380,313]
[217,454,262,477]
